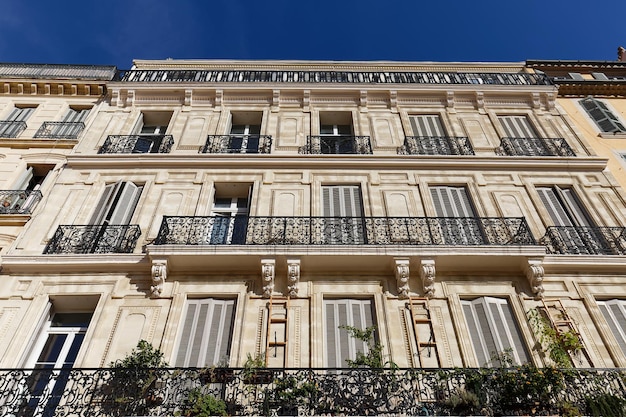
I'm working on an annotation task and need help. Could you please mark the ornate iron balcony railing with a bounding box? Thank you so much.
[0,367,623,417]
[153,216,535,246]
[0,190,42,214]
[116,69,551,86]
[98,134,174,154]
[541,226,626,255]
[299,136,372,155]
[34,121,85,139]
[201,135,272,154]
[0,120,27,138]
[398,136,475,155]
[43,224,141,254]
[496,137,576,157]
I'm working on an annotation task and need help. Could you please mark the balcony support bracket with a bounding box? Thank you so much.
[394,258,411,299]
[287,258,300,297]
[151,259,168,298]
[420,259,436,298]
[261,258,276,298]
[525,258,545,298]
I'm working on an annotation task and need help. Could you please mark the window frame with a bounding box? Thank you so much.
[579,97,626,135]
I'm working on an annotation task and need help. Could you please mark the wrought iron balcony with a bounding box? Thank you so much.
[0,120,27,138]
[98,134,174,154]
[34,121,85,139]
[117,69,550,86]
[0,367,622,416]
[398,136,475,155]
[540,226,626,255]
[201,134,272,154]
[153,216,535,246]
[0,190,42,214]
[43,224,141,254]
[496,137,576,157]
[299,136,372,155]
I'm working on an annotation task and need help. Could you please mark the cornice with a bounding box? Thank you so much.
[0,254,148,274]
[65,154,608,172]
[542,255,626,273]
[0,138,77,149]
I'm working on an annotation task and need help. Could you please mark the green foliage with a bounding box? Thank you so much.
[178,389,227,417]
[442,389,481,416]
[528,307,582,367]
[265,375,319,415]
[340,325,396,369]
[585,393,626,417]
[242,352,266,371]
[110,339,168,369]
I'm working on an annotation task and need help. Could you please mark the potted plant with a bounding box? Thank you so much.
[176,388,227,417]
[242,353,273,384]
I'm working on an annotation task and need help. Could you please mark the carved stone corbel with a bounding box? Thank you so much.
[184,89,193,106]
[394,258,411,299]
[261,259,276,298]
[420,259,436,298]
[150,260,168,298]
[526,258,545,298]
[287,259,300,297]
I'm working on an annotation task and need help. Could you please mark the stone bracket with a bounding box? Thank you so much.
[393,258,411,299]
[420,259,436,298]
[261,258,276,298]
[150,260,168,298]
[526,258,545,298]
[287,258,301,297]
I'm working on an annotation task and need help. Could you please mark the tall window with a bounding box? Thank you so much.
[537,186,592,228]
[0,106,36,138]
[318,112,355,154]
[321,185,364,244]
[90,181,143,226]
[498,115,539,138]
[175,299,236,367]
[205,184,251,245]
[580,98,626,133]
[409,115,447,137]
[597,300,626,357]
[430,186,482,245]
[462,297,529,366]
[324,298,375,367]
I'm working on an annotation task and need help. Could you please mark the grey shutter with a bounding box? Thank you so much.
[89,181,142,225]
[410,115,446,137]
[324,299,374,367]
[538,187,592,227]
[9,107,35,122]
[430,186,475,217]
[322,185,363,217]
[598,300,626,357]
[499,115,538,138]
[176,299,236,367]
[580,98,626,133]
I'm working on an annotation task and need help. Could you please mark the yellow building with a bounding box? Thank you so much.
[2,59,626,416]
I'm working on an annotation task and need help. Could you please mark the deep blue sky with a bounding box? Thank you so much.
[2,1,624,69]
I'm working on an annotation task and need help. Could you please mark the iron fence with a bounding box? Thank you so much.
[0,120,27,138]
[299,136,372,155]
[398,136,475,156]
[43,225,141,254]
[98,135,174,154]
[201,135,272,154]
[541,226,626,255]
[34,121,85,139]
[496,137,576,157]
[0,190,42,214]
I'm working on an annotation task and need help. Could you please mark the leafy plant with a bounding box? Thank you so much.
[528,307,583,367]
[242,352,272,384]
[340,325,397,369]
[264,375,319,415]
[442,389,481,416]
[585,393,626,417]
[177,388,227,417]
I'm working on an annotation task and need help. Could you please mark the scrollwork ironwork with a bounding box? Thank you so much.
[201,135,272,154]
[540,226,626,255]
[299,135,373,154]
[398,136,475,155]
[496,137,576,157]
[98,135,174,154]
[43,224,142,254]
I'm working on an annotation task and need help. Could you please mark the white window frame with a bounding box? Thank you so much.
[597,299,626,357]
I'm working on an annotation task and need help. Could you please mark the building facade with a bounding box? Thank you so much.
[1,59,626,414]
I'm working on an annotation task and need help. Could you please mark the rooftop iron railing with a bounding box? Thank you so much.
[496,137,576,157]
[43,225,141,254]
[0,190,42,214]
[98,134,174,154]
[299,136,372,155]
[541,226,626,255]
[153,216,535,246]
[398,136,475,155]
[201,135,272,154]
[34,121,85,139]
[116,69,551,86]
[0,120,27,138]
[0,367,623,416]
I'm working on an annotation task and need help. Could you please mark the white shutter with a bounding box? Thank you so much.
[322,185,363,217]
[430,186,475,217]
[537,186,591,227]
[13,167,33,190]
[462,297,529,366]
[498,115,538,138]
[175,299,236,367]
[324,299,374,367]
[598,300,626,357]
[409,115,446,137]
[9,107,35,122]
[89,181,142,225]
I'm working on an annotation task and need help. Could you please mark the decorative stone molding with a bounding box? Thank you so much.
[532,92,541,109]
[150,260,168,298]
[287,258,301,297]
[394,258,411,299]
[475,92,484,111]
[526,258,545,298]
[420,259,436,298]
[446,91,455,111]
[184,89,192,106]
[261,258,276,298]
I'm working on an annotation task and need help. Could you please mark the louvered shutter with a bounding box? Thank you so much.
[54,108,89,137]
[462,297,529,366]
[598,300,626,357]
[0,107,34,137]
[498,115,538,138]
[90,182,142,225]
[13,167,33,190]
[537,187,591,227]
[176,299,236,367]
[580,98,626,133]
[430,186,475,217]
[409,115,446,137]
[322,185,363,217]
[324,299,374,367]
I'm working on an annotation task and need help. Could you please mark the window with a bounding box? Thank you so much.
[90,181,143,226]
[175,299,236,367]
[321,185,364,244]
[0,106,35,138]
[324,298,375,367]
[137,111,172,135]
[598,300,626,357]
[498,115,538,138]
[228,111,263,153]
[462,297,529,366]
[0,164,53,214]
[22,309,92,415]
[430,186,483,245]
[205,184,251,244]
[580,98,626,133]
[317,112,356,154]
[537,186,592,228]
[409,115,447,137]
[35,107,90,139]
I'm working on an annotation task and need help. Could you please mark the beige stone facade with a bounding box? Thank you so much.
[2,59,626,376]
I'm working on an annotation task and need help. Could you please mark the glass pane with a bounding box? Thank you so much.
[36,334,68,365]
[51,313,92,328]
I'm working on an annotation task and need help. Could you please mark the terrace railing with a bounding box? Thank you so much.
[398,136,475,155]
[299,136,372,155]
[34,121,85,139]
[98,134,174,154]
[496,137,576,157]
[201,135,272,154]
[541,226,626,255]
[43,225,141,254]
[0,190,42,214]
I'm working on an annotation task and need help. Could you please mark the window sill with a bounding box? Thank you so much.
[599,132,626,139]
